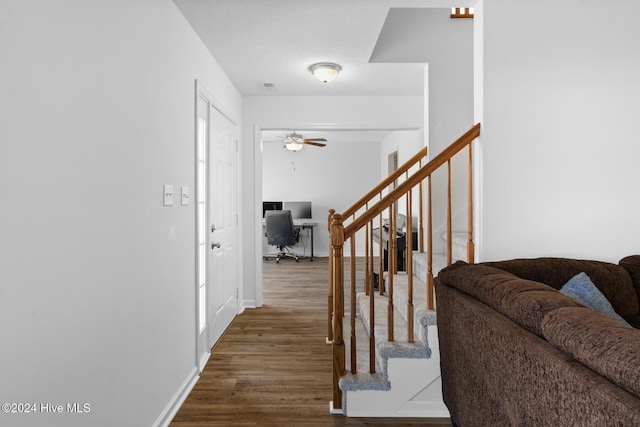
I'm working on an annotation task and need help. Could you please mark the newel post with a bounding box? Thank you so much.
[327,209,335,343]
[330,213,345,411]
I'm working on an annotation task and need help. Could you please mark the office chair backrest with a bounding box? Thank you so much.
[265,210,296,247]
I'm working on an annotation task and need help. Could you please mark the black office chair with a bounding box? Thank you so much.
[265,210,300,263]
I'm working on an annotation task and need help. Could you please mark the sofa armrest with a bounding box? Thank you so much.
[437,262,582,336]
[542,306,640,399]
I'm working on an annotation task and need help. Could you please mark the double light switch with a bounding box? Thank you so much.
[164,184,189,206]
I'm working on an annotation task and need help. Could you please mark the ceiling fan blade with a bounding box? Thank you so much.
[303,141,326,147]
[303,138,327,142]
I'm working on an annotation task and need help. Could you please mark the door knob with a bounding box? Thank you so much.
[211,242,221,249]
[211,224,216,232]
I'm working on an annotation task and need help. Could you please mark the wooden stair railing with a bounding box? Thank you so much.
[326,146,428,343]
[328,123,480,412]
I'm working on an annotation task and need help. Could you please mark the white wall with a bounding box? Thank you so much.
[425,8,474,156]
[242,96,423,306]
[380,130,424,179]
[379,129,423,221]
[0,1,241,426]
[480,0,640,263]
[426,9,474,254]
[262,138,380,257]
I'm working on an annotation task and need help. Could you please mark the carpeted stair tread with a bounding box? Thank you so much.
[340,316,390,391]
[439,232,468,263]
[338,250,453,393]
[411,252,449,279]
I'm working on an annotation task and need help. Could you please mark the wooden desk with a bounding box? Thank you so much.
[294,220,318,261]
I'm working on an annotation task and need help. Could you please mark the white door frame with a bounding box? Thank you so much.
[195,80,239,371]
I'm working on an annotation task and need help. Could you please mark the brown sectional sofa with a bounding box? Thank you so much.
[435,256,640,426]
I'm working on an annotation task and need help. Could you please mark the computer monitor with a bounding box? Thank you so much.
[283,201,312,219]
[262,201,283,217]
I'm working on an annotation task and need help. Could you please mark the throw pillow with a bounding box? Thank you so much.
[560,272,631,326]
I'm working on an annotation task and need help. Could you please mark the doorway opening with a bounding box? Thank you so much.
[256,127,423,306]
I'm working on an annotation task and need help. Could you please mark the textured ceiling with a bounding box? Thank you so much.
[173,0,470,96]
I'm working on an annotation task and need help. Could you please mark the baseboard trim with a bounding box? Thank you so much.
[198,352,211,372]
[240,299,257,311]
[329,401,344,415]
[396,400,450,418]
[152,367,199,427]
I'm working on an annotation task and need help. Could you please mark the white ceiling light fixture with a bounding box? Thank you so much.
[309,62,342,83]
[284,133,304,151]
[285,141,304,151]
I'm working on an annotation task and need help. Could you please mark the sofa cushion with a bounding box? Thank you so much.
[560,272,631,326]
[437,262,582,336]
[541,307,640,399]
[483,257,640,321]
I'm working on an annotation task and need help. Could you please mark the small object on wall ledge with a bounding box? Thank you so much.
[451,7,474,18]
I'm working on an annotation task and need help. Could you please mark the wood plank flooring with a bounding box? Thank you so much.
[171,257,452,426]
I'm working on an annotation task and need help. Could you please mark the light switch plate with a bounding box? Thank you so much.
[181,186,189,206]
[163,184,174,206]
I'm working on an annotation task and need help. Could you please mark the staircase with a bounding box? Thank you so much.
[339,252,449,417]
[328,124,481,416]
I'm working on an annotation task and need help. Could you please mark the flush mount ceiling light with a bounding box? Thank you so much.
[309,62,342,83]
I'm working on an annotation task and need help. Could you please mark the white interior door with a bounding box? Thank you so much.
[195,88,239,369]
[207,104,238,349]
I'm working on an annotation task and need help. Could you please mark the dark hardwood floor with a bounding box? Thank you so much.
[171,257,452,426]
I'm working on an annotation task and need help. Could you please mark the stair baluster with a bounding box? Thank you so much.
[350,236,357,374]
[406,189,414,343]
[419,159,425,253]
[446,159,453,265]
[427,176,435,310]
[365,220,370,295]
[378,213,384,296]
[387,204,395,342]
[368,218,376,374]
[467,143,475,263]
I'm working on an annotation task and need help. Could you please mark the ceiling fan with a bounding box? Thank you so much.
[274,132,327,151]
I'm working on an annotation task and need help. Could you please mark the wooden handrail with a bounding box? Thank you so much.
[342,146,427,219]
[344,123,480,238]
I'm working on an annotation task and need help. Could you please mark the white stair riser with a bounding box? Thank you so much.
[343,325,449,418]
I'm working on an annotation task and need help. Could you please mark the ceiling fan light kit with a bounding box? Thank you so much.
[281,132,327,151]
[309,62,341,83]
[285,141,304,151]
